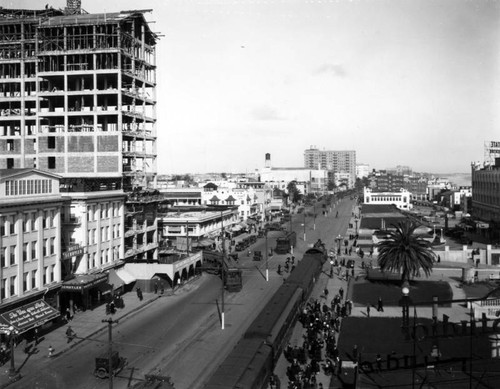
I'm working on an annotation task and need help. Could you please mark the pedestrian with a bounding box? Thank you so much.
[154,282,158,294]
[339,287,344,300]
[376,354,382,372]
[34,327,40,345]
[136,287,143,301]
[377,297,384,312]
[366,304,371,317]
[48,345,54,358]
[324,287,329,298]
[65,307,72,322]
[160,283,164,295]
[66,326,75,343]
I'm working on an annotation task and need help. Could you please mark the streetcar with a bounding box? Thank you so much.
[275,231,296,254]
[202,250,243,292]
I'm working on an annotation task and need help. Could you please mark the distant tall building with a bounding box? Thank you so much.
[304,147,356,188]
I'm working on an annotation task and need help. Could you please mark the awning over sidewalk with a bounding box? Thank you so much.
[115,268,137,285]
[1,300,60,334]
[61,273,108,293]
[108,269,124,289]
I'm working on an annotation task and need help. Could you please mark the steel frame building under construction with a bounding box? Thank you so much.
[0,1,160,263]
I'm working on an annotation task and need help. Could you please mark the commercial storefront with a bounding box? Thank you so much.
[60,273,111,312]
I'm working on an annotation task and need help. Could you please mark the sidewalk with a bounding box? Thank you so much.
[0,279,199,388]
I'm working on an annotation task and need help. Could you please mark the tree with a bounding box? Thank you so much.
[286,181,301,204]
[377,220,436,283]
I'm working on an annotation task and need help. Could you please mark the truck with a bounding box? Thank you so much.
[94,351,126,379]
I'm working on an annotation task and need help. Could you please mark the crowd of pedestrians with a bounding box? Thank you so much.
[283,285,355,389]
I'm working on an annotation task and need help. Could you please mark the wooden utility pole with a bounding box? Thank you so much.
[102,318,119,389]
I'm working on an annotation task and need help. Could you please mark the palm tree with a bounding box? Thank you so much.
[377,220,436,283]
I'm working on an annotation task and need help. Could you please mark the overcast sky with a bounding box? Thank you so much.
[16,0,500,174]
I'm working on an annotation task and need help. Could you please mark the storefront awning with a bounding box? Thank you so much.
[108,269,124,289]
[231,225,242,232]
[1,300,60,334]
[61,273,108,293]
[115,268,137,285]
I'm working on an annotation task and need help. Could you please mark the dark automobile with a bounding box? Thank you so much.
[346,259,355,269]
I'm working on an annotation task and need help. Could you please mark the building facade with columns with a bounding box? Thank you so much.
[0,169,63,311]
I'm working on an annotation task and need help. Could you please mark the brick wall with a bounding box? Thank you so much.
[98,135,119,152]
[68,136,94,152]
[68,156,94,172]
[97,156,118,172]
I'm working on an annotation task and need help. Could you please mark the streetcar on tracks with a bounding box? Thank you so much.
[202,250,243,292]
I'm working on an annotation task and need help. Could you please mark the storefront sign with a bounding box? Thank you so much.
[1,300,60,333]
[62,244,85,259]
[61,273,108,292]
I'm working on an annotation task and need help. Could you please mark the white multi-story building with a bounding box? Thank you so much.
[356,163,370,179]
[363,188,413,210]
[0,169,63,309]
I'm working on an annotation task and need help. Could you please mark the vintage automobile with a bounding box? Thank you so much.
[94,351,126,379]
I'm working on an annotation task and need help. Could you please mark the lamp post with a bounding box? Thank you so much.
[336,235,342,255]
[303,212,306,242]
[7,326,20,381]
[265,228,269,282]
[313,204,316,231]
[329,259,334,278]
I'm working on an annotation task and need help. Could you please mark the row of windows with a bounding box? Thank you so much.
[0,210,55,236]
[5,179,53,196]
[87,202,121,221]
[1,238,56,267]
[366,196,408,203]
[88,224,121,244]
[87,249,117,271]
[0,266,55,299]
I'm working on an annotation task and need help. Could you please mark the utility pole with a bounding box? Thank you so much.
[265,229,269,281]
[220,210,225,330]
[102,318,119,389]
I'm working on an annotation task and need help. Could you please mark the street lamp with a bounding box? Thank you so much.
[336,235,342,255]
[6,326,20,381]
[354,219,359,235]
[329,259,334,278]
[400,282,411,330]
[303,212,306,242]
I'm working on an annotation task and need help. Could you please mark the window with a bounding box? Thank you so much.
[1,248,5,268]
[43,267,47,285]
[50,238,54,255]
[10,276,16,296]
[10,246,16,265]
[48,156,55,169]
[43,211,47,229]
[7,158,14,169]
[31,270,37,289]
[9,216,15,235]
[24,214,30,232]
[1,279,5,299]
[30,212,36,231]
[48,136,55,149]
[23,243,28,262]
[43,239,47,256]
[23,272,28,292]
[49,265,54,283]
[31,242,36,260]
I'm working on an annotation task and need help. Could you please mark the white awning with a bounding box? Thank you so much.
[115,268,137,285]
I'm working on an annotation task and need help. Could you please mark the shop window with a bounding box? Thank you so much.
[48,156,55,169]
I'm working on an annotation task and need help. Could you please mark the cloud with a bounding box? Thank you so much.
[250,105,285,121]
[313,63,347,77]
